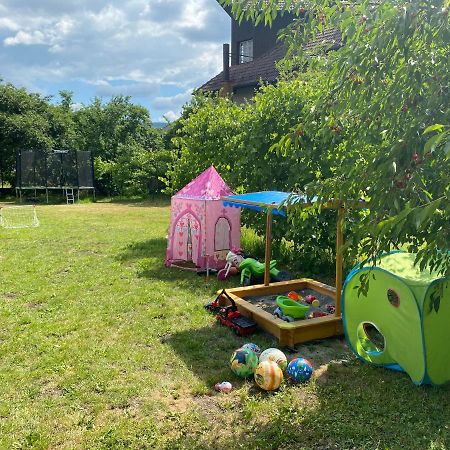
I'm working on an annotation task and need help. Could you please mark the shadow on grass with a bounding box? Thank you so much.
[164,342,450,449]
[117,238,167,262]
[96,195,170,208]
[165,324,250,387]
[165,325,350,388]
[117,238,225,296]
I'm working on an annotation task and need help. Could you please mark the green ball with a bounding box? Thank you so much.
[230,347,259,378]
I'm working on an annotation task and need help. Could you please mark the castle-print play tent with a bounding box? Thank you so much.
[165,166,240,271]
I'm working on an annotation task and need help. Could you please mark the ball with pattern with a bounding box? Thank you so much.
[230,347,259,378]
[287,357,313,383]
[259,348,287,371]
[254,360,284,391]
[242,343,261,356]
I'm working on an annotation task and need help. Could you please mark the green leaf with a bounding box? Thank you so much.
[423,124,444,135]
[444,139,450,159]
[424,133,444,154]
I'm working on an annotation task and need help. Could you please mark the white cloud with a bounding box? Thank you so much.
[4,30,46,46]
[153,89,193,109]
[162,110,180,122]
[0,0,229,117]
[0,17,19,31]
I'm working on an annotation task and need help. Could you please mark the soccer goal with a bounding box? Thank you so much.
[0,205,40,229]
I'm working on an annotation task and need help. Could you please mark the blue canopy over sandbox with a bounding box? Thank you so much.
[222,191,324,287]
[223,191,318,217]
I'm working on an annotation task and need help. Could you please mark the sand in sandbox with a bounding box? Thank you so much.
[245,289,335,320]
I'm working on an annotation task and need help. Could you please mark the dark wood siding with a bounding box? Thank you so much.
[231,13,294,65]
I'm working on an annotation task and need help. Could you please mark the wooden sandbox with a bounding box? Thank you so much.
[217,278,343,347]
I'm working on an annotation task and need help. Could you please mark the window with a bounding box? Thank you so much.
[215,217,231,251]
[239,39,253,64]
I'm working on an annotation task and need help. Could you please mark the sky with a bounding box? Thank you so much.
[0,0,230,122]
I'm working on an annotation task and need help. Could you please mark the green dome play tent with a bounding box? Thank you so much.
[343,251,450,386]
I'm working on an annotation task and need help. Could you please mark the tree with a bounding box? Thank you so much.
[0,81,54,186]
[74,96,171,196]
[0,81,172,196]
[221,0,450,276]
[168,76,348,273]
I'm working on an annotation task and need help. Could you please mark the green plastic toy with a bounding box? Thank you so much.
[239,258,289,286]
[276,296,310,319]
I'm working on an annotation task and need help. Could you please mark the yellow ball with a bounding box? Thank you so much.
[254,360,284,391]
[259,348,288,371]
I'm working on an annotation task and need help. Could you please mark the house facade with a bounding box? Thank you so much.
[200,4,295,102]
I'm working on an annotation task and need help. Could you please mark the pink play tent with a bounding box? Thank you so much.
[166,166,241,271]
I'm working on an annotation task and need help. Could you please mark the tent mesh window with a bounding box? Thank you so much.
[387,288,400,307]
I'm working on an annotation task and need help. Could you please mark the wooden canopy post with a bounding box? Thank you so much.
[335,206,344,317]
[264,209,273,286]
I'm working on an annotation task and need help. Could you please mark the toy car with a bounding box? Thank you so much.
[207,289,258,336]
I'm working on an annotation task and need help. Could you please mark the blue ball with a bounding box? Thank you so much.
[242,343,261,357]
[287,357,313,383]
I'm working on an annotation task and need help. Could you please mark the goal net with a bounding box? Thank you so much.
[0,205,40,229]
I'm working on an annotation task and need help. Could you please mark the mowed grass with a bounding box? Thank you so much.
[0,201,449,449]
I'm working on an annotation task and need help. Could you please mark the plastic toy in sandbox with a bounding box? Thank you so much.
[222,344,314,393]
[343,251,450,386]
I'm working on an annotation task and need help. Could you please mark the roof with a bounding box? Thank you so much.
[200,43,284,92]
[173,166,234,200]
[222,191,315,216]
[200,29,341,92]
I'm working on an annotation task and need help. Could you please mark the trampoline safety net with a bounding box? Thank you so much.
[17,150,94,188]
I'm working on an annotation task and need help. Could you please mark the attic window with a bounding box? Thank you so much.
[239,39,253,64]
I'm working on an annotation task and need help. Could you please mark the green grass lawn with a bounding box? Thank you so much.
[0,201,449,449]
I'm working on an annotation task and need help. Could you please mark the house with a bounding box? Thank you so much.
[200,2,341,102]
[200,4,295,102]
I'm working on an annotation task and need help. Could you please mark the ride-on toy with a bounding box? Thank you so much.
[239,258,290,286]
[217,250,245,281]
[206,289,258,336]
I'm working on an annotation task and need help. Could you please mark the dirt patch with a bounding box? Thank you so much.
[26,301,44,309]
[2,292,19,300]
[41,381,64,398]
[74,249,104,257]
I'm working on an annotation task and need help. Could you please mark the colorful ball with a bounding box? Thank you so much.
[242,343,261,356]
[254,360,284,391]
[259,348,288,371]
[287,357,314,383]
[230,347,259,378]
